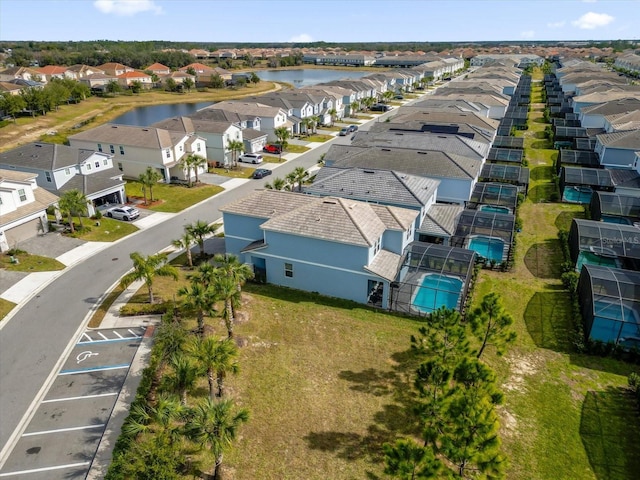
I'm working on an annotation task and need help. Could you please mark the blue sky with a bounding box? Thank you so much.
[1,0,639,43]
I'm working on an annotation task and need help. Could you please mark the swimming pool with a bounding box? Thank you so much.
[575,251,620,272]
[563,186,592,204]
[467,236,505,262]
[589,301,640,344]
[601,215,632,225]
[412,274,463,314]
[479,205,511,214]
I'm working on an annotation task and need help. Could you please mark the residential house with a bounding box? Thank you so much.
[0,169,58,251]
[79,72,118,92]
[220,189,418,309]
[65,64,105,80]
[157,70,196,89]
[97,62,134,77]
[595,130,640,169]
[604,110,640,133]
[426,93,509,119]
[324,144,482,204]
[67,124,206,183]
[35,65,74,82]
[145,63,171,75]
[0,81,22,96]
[197,101,288,142]
[579,98,640,129]
[0,66,44,83]
[151,116,246,166]
[117,70,153,89]
[0,142,126,214]
[571,88,640,114]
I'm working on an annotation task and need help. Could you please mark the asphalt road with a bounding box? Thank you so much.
[0,101,409,461]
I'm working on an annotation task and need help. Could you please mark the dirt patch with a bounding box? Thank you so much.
[498,406,519,438]
[503,353,542,393]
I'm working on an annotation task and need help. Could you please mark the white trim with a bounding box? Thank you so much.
[0,462,91,477]
[22,424,105,437]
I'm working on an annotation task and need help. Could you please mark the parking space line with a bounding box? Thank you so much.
[59,364,130,375]
[128,328,142,337]
[42,392,119,403]
[97,332,109,340]
[77,337,137,345]
[0,461,91,477]
[23,424,105,437]
[113,331,123,338]
[81,333,92,342]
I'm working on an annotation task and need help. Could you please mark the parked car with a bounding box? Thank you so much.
[238,153,263,164]
[370,104,391,112]
[348,125,358,133]
[263,144,282,154]
[252,168,273,179]
[106,206,140,221]
[339,127,349,136]
[394,94,404,100]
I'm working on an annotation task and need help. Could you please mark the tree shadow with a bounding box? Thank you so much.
[530,165,554,181]
[523,239,564,279]
[523,289,574,353]
[555,210,585,231]
[580,387,640,480]
[527,184,557,203]
[531,140,553,149]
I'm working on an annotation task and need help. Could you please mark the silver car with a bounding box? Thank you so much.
[106,206,140,221]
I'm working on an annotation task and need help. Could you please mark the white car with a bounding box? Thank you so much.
[106,206,140,221]
[238,153,263,164]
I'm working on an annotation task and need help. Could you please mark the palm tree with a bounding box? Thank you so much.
[172,230,195,268]
[287,166,308,193]
[213,275,239,339]
[165,354,199,406]
[190,261,217,289]
[119,252,179,304]
[350,100,360,117]
[301,117,313,137]
[274,126,290,161]
[226,140,244,169]
[122,393,185,444]
[328,108,337,126]
[190,337,239,399]
[311,115,321,133]
[186,220,219,258]
[264,177,287,190]
[213,253,254,317]
[138,166,163,205]
[184,398,249,480]
[382,90,394,104]
[178,281,217,336]
[189,154,207,184]
[58,189,88,233]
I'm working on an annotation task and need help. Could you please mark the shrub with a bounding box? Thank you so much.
[120,302,170,316]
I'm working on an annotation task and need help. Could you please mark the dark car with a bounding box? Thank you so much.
[371,104,391,112]
[263,144,282,154]
[339,127,349,136]
[252,168,273,179]
[348,125,358,133]
[394,94,404,100]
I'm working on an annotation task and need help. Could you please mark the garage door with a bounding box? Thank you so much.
[4,218,42,247]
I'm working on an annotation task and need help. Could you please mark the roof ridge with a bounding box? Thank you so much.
[336,197,376,246]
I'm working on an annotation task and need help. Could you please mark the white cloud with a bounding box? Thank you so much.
[520,30,535,39]
[571,11,614,29]
[94,0,163,16]
[547,21,566,28]
[288,33,313,43]
[582,0,597,3]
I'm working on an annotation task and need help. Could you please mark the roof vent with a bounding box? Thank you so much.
[381,148,391,152]
[418,151,428,155]
[363,170,375,174]
[142,128,149,132]
[111,125,118,128]
[323,200,337,204]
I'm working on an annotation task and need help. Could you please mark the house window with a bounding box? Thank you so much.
[119,146,125,155]
[117,162,123,172]
[166,149,171,158]
[284,262,293,278]
[95,161,100,168]
[103,159,108,166]
[18,188,27,202]
[197,143,201,152]
[65,168,70,175]
[45,171,52,182]
[86,163,92,170]
[97,143,102,152]
[109,145,115,154]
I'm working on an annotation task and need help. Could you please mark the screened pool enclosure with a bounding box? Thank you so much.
[390,242,476,316]
[568,219,640,271]
[450,210,515,265]
[577,265,640,348]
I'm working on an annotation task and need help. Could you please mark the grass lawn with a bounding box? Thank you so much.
[0,298,17,321]
[67,217,139,242]
[298,134,334,143]
[0,252,65,272]
[283,144,311,154]
[209,166,256,177]
[262,155,287,164]
[125,181,224,212]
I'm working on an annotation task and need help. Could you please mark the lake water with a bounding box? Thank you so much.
[110,69,371,126]
[256,68,372,87]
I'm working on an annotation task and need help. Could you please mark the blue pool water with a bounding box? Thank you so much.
[468,236,505,262]
[601,215,632,225]
[589,300,640,344]
[563,186,592,204]
[575,251,620,272]
[479,205,511,214]
[412,274,463,314]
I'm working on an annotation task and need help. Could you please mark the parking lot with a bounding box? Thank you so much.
[0,327,147,479]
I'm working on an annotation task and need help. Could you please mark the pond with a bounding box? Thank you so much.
[256,68,372,87]
[110,101,214,126]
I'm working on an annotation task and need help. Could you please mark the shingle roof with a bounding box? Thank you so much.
[0,185,59,228]
[364,249,401,281]
[241,128,268,140]
[151,116,237,135]
[417,204,464,236]
[596,129,640,149]
[306,166,439,208]
[326,145,481,180]
[68,124,185,149]
[219,189,316,219]
[580,98,640,116]
[0,143,96,170]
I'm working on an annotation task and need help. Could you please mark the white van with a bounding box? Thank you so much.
[238,153,263,164]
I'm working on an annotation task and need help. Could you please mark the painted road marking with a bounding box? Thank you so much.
[81,333,92,342]
[0,462,91,477]
[59,364,130,375]
[76,351,99,364]
[97,332,108,341]
[22,424,105,437]
[113,331,123,339]
[42,392,119,404]
[128,328,142,337]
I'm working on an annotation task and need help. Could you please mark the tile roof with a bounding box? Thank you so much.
[0,168,36,182]
[306,166,439,208]
[364,249,401,281]
[219,189,316,219]
[596,129,640,149]
[50,169,125,198]
[580,98,640,116]
[0,186,59,228]
[326,145,481,180]
[151,116,238,135]
[417,204,464,236]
